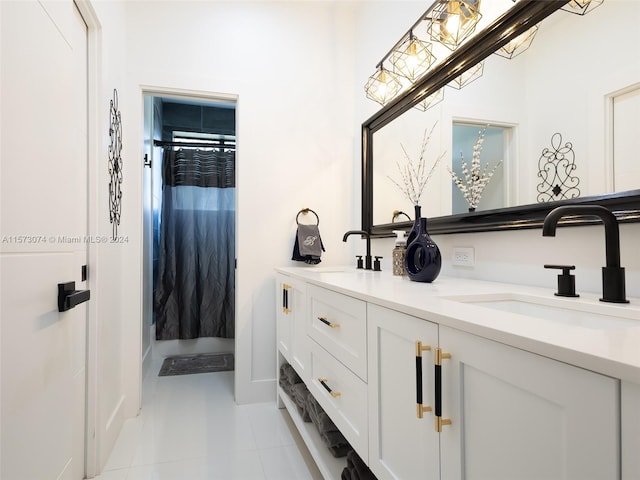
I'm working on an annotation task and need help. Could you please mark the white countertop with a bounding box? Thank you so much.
[276,266,640,385]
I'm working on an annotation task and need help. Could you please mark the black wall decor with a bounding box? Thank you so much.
[537,133,580,202]
[108,88,123,239]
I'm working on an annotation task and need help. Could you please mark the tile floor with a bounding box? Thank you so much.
[96,359,322,480]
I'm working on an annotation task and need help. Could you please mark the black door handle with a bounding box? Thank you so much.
[58,281,90,312]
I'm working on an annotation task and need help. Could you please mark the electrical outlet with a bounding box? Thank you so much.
[452,247,475,267]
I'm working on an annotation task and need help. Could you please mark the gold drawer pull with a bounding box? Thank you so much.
[416,341,432,419]
[318,316,341,329]
[434,347,452,432]
[318,378,341,398]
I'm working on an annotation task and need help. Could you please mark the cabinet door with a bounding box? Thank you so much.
[275,275,308,379]
[367,304,440,480]
[439,325,619,480]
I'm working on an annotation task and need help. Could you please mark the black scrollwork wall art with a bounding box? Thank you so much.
[536,132,580,203]
[108,88,123,239]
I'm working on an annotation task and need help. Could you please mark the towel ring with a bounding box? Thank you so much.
[296,208,320,226]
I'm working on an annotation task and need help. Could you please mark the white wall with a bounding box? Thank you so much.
[121,0,388,404]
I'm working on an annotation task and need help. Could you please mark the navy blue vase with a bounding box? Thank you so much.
[404,216,441,283]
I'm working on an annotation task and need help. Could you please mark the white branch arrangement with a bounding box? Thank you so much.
[447,127,502,210]
[387,122,446,206]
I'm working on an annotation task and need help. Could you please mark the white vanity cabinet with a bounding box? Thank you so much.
[367,304,620,480]
[276,273,309,379]
[276,269,637,480]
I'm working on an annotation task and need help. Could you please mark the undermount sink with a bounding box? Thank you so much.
[444,293,639,329]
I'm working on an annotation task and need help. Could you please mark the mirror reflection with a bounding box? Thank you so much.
[372,0,640,227]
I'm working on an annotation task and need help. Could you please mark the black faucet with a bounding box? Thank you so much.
[542,205,628,303]
[343,230,372,270]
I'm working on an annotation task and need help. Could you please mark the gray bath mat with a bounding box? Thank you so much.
[158,352,234,376]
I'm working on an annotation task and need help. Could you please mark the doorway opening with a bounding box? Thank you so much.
[142,91,237,384]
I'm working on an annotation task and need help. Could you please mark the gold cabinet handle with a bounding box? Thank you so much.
[416,341,432,418]
[318,378,341,398]
[434,347,452,432]
[318,316,340,329]
[282,284,292,314]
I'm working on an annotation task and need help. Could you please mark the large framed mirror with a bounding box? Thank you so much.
[362,0,640,236]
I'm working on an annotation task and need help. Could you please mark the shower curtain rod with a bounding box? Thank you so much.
[154,140,235,149]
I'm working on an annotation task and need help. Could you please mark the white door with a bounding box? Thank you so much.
[439,325,619,480]
[1,2,89,479]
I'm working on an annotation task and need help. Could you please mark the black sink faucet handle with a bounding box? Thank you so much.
[542,205,628,303]
[373,256,382,272]
[544,264,579,298]
[343,230,372,270]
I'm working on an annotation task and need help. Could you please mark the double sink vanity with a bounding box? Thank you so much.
[275,266,640,479]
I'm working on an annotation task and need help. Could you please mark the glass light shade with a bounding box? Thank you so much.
[561,0,604,15]
[414,87,445,112]
[447,61,484,89]
[494,25,538,59]
[428,0,482,51]
[390,35,436,82]
[364,67,403,106]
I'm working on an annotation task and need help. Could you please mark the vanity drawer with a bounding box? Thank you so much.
[307,285,367,380]
[309,340,368,463]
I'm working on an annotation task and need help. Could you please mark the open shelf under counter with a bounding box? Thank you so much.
[277,386,347,480]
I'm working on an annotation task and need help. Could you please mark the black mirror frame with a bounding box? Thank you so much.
[362,0,640,237]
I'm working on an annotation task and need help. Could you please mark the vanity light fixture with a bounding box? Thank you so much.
[428,0,482,51]
[494,25,538,59]
[448,60,484,89]
[389,32,437,83]
[414,87,445,112]
[364,66,403,106]
[561,0,603,16]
